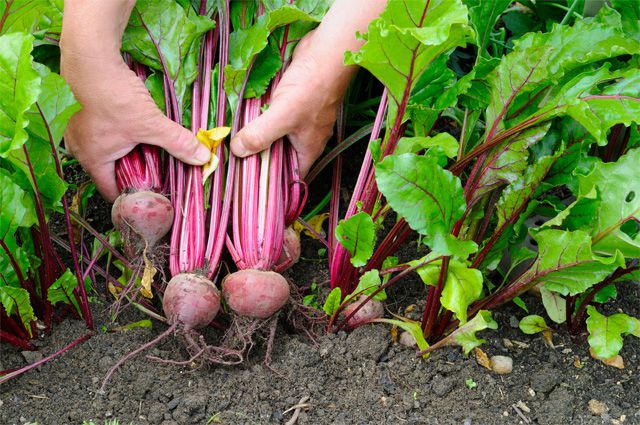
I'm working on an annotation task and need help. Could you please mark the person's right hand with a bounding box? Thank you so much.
[60,0,210,203]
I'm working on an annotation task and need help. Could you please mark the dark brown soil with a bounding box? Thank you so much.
[2,259,639,425]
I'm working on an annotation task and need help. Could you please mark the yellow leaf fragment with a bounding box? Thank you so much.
[474,347,492,370]
[589,348,625,369]
[390,325,398,342]
[140,247,156,299]
[197,127,230,185]
[542,330,554,348]
[108,282,122,300]
[293,213,329,239]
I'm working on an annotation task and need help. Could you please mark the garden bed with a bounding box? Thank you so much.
[2,261,638,425]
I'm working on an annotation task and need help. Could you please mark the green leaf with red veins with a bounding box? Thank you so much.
[485,7,639,136]
[224,5,321,106]
[440,261,483,324]
[587,306,640,360]
[47,269,81,315]
[395,133,459,158]
[0,285,36,337]
[322,287,342,316]
[0,0,63,40]
[450,310,497,354]
[335,212,375,268]
[345,0,472,115]
[348,269,386,303]
[528,66,640,145]
[412,259,483,324]
[123,0,215,109]
[376,153,477,258]
[0,33,40,157]
[469,123,550,207]
[576,148,640,258]
[464,0,511,60]
[513,230,625,297]
[6,64,79,210]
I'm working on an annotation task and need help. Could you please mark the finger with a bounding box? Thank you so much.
[230,101,296,157]
[146,115,211,165]
[89,162,120,203]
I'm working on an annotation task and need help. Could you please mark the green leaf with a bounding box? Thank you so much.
[586,306,640,359]
[540,286,566,324]
[376,153,476,258]
[470,123,551,206]
[5,64,80,209]
[375,318,429,357]
[0,170,36,237]
[440,261,483,324]
[485,8,639,134]
[335,212,375,268]
[0,238,31,289]
[224,4,320,104]
[593,285,617,304]
[519,315,550,335]
[576,148,640,257]
[554,66,640,145]
[411,259,483,324]
[395,133,459,159]
[323,287,342,316]
[26,64,81,145]
[122,0,215,108]
[514,230,625,296]
[512,297,528,313]
[0,0,63,39]
[610,0,640,41]
[451,310,497,354]
[0,285,36,337]
[345,0,472,113]
[0,33,40,157]
[349,269,386,302]
[464,0,511,59]
[47,269,80,315]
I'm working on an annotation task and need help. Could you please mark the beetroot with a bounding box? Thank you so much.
[276,226,301,270]
[111,190,173,250]
[341,295,384,329]
[222,269,290,319]
[163,273,221,330]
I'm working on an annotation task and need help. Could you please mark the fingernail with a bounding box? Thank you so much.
[231,138,248,157]
[195,142,211,163]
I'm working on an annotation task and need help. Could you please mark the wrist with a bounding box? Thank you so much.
[60,0,135,59]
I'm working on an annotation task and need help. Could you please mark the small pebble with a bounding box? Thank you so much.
[399,331,417,348]
[509,316,519,328]
[463,419,472,425]
[490,356,513,374]
[21,351,43,364]
[167,397,182,410]
[588,399,608,416]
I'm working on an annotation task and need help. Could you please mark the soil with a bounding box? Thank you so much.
[2,258,639,425]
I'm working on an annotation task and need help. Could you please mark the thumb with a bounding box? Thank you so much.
[231,101,294,157]
[89,162,119,203]
[146,115,211,165]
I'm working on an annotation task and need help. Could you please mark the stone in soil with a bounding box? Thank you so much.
[588,399,608,416]
[490,355,513,374]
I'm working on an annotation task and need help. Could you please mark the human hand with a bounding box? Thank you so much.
[60,0,210,202]
[230,0,386,178]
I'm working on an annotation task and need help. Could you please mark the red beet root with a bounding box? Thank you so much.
[163,273,221,330]
[342,295,384,329]
[222,269,290,319]
[111,191,174,249]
